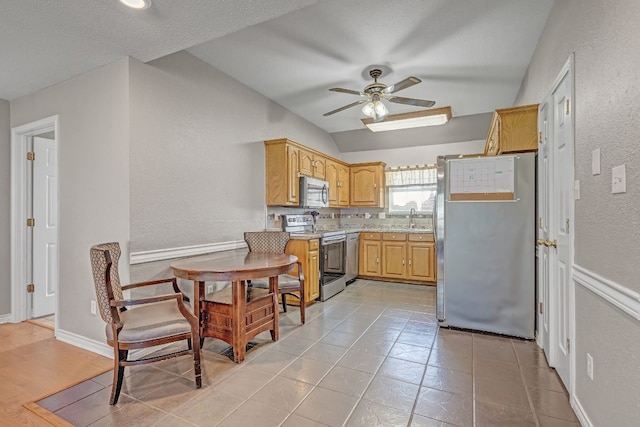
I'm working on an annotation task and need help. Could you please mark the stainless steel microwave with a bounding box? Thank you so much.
[299,176,329,208]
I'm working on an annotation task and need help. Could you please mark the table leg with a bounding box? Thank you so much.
[195,281,204,347]
[231,279,247,363]
[269,276,279,342]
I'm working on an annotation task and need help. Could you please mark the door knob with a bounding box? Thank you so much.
[548,239,558,248]
[537,239,546,246]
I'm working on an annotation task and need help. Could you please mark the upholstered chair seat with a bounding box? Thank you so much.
[104,301,194,343]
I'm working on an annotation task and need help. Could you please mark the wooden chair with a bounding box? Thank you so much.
[89,242,201,405]
[244,231,306,324]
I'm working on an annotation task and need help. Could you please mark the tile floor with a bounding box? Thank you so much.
[37,280,579,426]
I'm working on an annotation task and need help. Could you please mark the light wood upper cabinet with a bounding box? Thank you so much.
[350,162,386,208]
[265,139,299,206]
[299,148,326,179]
[484,104,539,155]
[337,163,350,207]
[266,139,387,208]
[325,160,339,206]
[299,149,314,177]
[327,159,351,207]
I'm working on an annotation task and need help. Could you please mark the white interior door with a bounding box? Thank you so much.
[537,101,551,360]
[550,67,574,388]
[32,136,58,318]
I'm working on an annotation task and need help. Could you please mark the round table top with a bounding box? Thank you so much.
[170,252,298,282]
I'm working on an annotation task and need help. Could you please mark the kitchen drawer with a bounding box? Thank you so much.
[382,233,407,241]
[309,239,319,250]
[408,233,434,242]
[361,232,381,240]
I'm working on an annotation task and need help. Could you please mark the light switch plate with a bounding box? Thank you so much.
[612,164,626,194]
[574,180,580,200]
[592,148,601,175]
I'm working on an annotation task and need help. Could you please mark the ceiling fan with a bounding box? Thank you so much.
[323,68,435,121]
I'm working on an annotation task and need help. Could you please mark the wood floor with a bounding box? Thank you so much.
[0,322,112,426]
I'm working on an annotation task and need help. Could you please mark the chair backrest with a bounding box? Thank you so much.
[244,231,290,254]
[90,242,124,324]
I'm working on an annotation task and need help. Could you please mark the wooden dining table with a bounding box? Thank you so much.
[170,252,298,362]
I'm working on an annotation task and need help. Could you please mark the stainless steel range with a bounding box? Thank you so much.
[282,214,347,301]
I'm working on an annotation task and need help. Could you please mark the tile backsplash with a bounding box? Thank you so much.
[266,207,433,231]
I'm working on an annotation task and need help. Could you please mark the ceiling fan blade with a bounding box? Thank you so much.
[323,100,367,116]
[384,76,421,94]
[387,96,436,108]
[329,87,365,96]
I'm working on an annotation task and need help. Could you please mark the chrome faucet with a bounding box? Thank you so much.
[409,208,416,229]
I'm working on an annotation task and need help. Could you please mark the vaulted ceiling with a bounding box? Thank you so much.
[2,0,554,139]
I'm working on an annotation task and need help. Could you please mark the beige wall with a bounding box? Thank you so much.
[514,1,640,424]
[128,51,339,253]
[10,59,131,341]
[0,100,10,316]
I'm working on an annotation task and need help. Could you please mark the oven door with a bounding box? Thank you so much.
[319,238,347,301]
[322,240,345,276]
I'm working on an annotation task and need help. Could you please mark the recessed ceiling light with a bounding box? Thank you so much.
[119,0,150,10]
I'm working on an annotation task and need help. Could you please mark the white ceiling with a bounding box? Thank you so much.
[1,0,554,134]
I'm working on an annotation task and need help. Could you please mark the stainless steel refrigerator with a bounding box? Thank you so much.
[435,152,535,339]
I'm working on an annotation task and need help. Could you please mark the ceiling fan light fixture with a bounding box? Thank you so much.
[362,106,452,132]
[362,102,375,117]
[374,100,388,117]
[119,0,151,10]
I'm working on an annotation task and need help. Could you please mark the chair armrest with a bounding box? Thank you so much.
[121,278,190,303]
[296,260,305,282]
[110,293,182,308]
[121,277,177,290]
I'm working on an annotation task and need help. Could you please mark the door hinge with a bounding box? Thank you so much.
[27,283,35,293]
[539,302,544,314]
[566,338,571,353]
[27,151,35,161]
[27,218,35,227]
[539,217,543,229]
[565,99,570,115]
[566,219,570,233]
[538,131,543,144]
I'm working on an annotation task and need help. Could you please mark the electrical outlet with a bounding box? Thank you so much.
[207,284,214,294]
[90,300,97,315]
[587,353,594,380]
[612,164,626,194]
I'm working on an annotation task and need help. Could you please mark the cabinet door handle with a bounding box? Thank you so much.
[376,257,379,264]
[402,259,405,265]
[408,259,412,266]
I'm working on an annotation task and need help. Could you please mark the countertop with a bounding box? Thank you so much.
[289,228,433,241]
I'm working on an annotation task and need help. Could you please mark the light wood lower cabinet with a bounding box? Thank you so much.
[360,232,436,283]
[359,233,382,276]
[285,239,320,305]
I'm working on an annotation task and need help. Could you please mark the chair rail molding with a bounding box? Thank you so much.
[130,240,248,265]
[572,264,640,321]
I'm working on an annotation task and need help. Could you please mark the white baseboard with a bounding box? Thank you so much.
[572,395,594,427]
[0,314,12,324]
[55,328,175,361]
[56,328,113,358]
[130,240,247,265]
[573,264,640,321]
